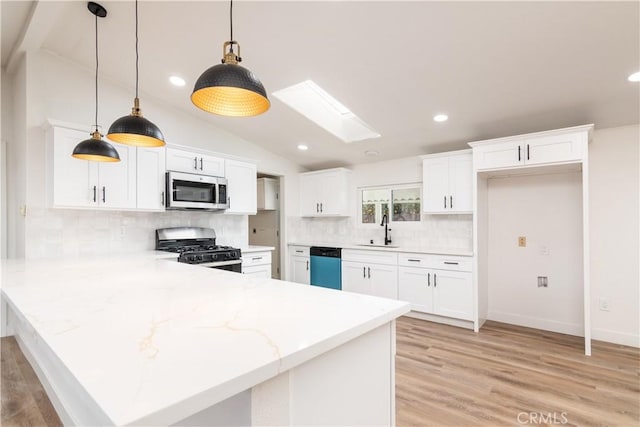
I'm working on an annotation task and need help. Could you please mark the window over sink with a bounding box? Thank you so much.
[359,185,421,226]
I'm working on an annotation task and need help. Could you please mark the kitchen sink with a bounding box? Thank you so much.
[356,244,399,248]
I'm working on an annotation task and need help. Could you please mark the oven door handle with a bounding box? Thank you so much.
[195,259,242,268]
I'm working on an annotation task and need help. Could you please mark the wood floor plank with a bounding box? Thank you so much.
[396,317,640,427]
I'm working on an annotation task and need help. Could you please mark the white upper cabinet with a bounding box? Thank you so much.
[166,147,225,176]
[470,126,590,171]
[257,177,278,210]
[225,159,257,215]
[422,150,472,214]
[48,125,136,210]
[299,168,351,217]
[137,147,166,211]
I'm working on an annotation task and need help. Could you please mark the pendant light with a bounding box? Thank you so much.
[191,0,270,117]
[73,2,120,163]
[107,0,165,147]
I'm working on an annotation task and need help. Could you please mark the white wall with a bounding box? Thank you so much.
[289,156,474,252]
[589,124,639,347]
[5,49,303,260]
[487,171,584,335]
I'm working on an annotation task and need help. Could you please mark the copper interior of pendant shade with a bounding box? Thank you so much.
[72,153,121,162]
[107,132,165,147]
[191,86,270,117]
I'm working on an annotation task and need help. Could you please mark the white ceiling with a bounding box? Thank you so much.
[3,1,639,169]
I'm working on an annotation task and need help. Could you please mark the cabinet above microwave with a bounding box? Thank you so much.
[166,147,225,177]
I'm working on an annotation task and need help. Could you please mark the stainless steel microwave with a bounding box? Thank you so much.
[166,171,229,211]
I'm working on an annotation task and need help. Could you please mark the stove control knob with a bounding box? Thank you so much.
[189,255,196,262]
[196,255,203,261]
[212,254,218,261]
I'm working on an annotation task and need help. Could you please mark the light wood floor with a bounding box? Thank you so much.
[1,318,638,426]
[396,316,640,426]
[1,337,62,427]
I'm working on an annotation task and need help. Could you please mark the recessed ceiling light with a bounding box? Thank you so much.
[433,114,448,122]
[169,75,186,87]
[272,80,381,143]
[628,71,640,82]
[364,150,379,157]
[297,144,309,151]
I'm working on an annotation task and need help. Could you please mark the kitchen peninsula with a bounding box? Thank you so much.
[0,255,409,426]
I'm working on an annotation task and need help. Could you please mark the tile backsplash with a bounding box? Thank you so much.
[287,215,473,252]
[25,208,248,259]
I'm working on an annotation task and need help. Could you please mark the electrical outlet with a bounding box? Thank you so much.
[518,236,526,247]
[599,298,610,312]
[537,276,548,287]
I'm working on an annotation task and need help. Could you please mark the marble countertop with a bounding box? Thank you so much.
[1,255,408,425]
[240,245,275,253]
[288,242,473,257]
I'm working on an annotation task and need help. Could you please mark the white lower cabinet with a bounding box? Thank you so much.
[397,253,473,321]
[341,250,399,299]
[342,261,398,299]
[289,246,310,285]
[242,251,272,278]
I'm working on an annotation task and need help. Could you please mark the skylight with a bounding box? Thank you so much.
[272,80,381,143]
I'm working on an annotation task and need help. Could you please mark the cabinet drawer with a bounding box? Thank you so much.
[242,251,272,267]
[399,253,471,272]
[342,249,398,266]
[289,246,310,257]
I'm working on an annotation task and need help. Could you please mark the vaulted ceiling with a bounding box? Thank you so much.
[3,1,639,169]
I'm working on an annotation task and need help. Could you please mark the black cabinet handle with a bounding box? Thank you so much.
[102,186,106,203]
[252,257,263,261]
[518,146,521,161]
[408,259,421,262]
[444,261,459,265]
[316,203,319,213]
[427,272,430,287]
[93,185,97,203]
[450,196,453,208]
[200,157,203,170]
[161,191,165,206]
[306,260,309,271]
[434,273,437,287]
[194,157,198,170]
[295,250,304,253]
[444,196,447,209]
[320,203,323,213]
[527,144,530,160]
[367,267,371,279]
[363,266,366,278]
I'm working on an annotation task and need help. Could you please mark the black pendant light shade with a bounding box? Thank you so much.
[107,98,165,147]
[72,2,120,163]
[72,130,121,162]
[192,62,270,117]
[107,0,165,147]
[191,1,269,117]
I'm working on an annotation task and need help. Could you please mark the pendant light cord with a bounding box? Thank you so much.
[135,0,139,99]
[229,0,234,52]
[94,12,99,132]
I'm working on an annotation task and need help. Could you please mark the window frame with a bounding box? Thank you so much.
[357,183,423,228]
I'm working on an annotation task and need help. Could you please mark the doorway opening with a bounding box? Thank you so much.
[249,173,282,279]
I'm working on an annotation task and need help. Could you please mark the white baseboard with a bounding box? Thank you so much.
[404,311,475,330]
[592,328,640,348]
[487,311,583,337]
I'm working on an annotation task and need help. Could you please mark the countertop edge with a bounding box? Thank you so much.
[287,242,473,257]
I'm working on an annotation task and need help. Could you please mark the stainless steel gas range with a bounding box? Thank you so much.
[155,227,242,272]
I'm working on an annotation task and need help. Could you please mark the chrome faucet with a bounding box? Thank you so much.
[380,214,392,245]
